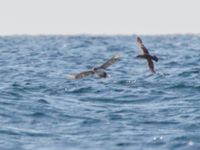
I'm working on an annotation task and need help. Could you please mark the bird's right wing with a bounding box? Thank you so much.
[136,36,149,55]
[97,54,121,70]
[68,70,94,79]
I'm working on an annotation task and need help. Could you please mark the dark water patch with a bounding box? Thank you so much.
[27,112,48,118]
[141,120,180,126]
[116,142,136,147]
[65,86,94,94]
[0,127,52,138]
[37,99,50,104]
[81,118,102,126]
[0,90,24,101]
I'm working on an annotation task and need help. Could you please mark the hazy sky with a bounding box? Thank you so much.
[0,0,199,35]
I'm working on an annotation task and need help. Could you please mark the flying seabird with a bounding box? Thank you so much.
[68,54,121,79]
[136,36,158,73]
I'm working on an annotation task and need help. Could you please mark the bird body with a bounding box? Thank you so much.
[93,69,108,78]
[136,54,158,62]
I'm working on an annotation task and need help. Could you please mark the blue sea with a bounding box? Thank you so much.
[0,34,200,150]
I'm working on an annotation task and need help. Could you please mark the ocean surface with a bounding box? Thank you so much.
[0,34,200,150]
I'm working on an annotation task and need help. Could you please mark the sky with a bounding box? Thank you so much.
[0,0,199,35]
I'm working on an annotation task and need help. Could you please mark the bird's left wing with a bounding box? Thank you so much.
[68,70,95,79]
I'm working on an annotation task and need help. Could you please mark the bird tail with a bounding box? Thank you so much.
[152,55,158,62]
[67,74,76,79]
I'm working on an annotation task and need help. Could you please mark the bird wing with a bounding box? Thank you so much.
[68,70,94,79]
[136,36,149,55]
[97,54,121,70]
[147,57,155,73]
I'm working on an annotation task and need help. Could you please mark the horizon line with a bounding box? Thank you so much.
[0,32,200,37]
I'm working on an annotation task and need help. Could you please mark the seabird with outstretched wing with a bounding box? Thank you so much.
[68,54,121,79]
[136,36,158,73]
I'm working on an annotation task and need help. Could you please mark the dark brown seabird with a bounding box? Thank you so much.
[136,36,158,73]
[68,54,121,79]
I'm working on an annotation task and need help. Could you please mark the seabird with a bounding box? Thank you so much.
[136,36,158,73]
[68,54,121,79]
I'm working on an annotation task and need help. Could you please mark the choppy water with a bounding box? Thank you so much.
[0,35,200,150]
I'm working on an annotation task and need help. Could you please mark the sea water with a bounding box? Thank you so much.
[0,35,200,150]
